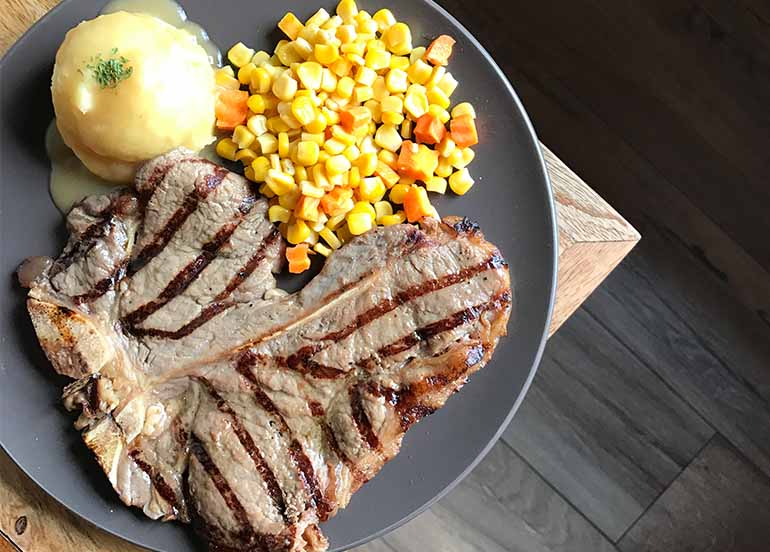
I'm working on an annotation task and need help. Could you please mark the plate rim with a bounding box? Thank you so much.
[0,0,558,549]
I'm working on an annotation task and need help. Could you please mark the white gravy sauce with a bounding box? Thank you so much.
[48,0,221,213]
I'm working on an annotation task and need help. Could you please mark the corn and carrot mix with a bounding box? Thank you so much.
[214,0,479,273]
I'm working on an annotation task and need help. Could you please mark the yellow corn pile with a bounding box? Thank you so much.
[216,0,478,272]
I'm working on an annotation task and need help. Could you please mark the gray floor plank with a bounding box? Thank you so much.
[355,440,616,552]
[618,435,770,552]
[502,307,714,540]
[586,223,770,479]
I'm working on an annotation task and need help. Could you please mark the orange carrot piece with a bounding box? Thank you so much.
[450,114,478,148]
[397,141,439,181]
[423,35,456,66]
[286,244,312,274]
[403,186,432,223]
[215,89,249,131]
[414,113,446,145]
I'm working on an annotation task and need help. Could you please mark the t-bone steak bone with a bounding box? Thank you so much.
[21,148,512,552]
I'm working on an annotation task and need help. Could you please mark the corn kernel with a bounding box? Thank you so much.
[438,72,459,96]
[294,62,320,91]
[343,144,361,162]
[326,154,351,175]
[353,86,374,104]
[383,22,412,55]
[278,13,304,40]
[216,138,238,161]
[380,95,403,114]
[293,38,314,60]
[249,67,272,94]
[451,102,477,119]
[296,141,320,166]
[219,65,235,77]
[358,176,386,202]
[329,125,354,146]
[427,86,450,109]
[404,88,429,119]
[228,42,255,67]
[298,180,324,199]
[371,77,389,102]
[336,76,355,98]
[215,70,240,90]
[381,111,404,125]
[347,211,373,235]
[319,227,342,249]
[341,41,366,56]
[301,132,324,145]
[306,7,331,28]
[304,112,328,133]
[237,62,256,85]
[252,50,270,66]
[425,176,447,194]
[322,138,345,156]
[330,57,353,77]
[355,66,377,86]
[365,49,391,71]
[270,153,282,171]
[435,157,453,178]
[373,200,393,222]
[245,95,264,115]
[437,136,456,158]
[268,205,292,223]
[355,152,378,176]
[389,183,410,204]
[406,59,432,85]
[389,55,410,71]
[277,102,303,129]
[313,43,339,65]
[251,157,270,181]
[336,24,357,44]
[358,18,378,35]
[317,150,330,164]
[453,147,475,169]
[336,0,358,21]
[257,133,278,154]
[273,72,298,101]
[346,53,366,68]
[428,104,451,124]
[276,42,303,65]
[356,101,378,124]
[374,124,402,152]
[378,149,398,169]
[232,125,256,149]
[287,219,312,244]
[313,242,332,257]
[449,168,474,195]
[276,132,288,157]
[400,118,413,139]
[385,68,408,93]
[266,169,297,196]
[379,212,406,226]
[235,148,258,165]
[409,46,426,65]
[278,187,301,209]
[375,161,400,188]
[247,114,268,138]
[372,8,396,32]
[295,195,321,221]
[289,96,316,126]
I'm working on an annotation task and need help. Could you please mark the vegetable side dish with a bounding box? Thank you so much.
[213,0,479,273]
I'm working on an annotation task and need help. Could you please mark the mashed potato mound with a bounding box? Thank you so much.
[52,11,215,182]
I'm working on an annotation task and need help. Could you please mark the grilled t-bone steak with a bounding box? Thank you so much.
[21,148,512,552]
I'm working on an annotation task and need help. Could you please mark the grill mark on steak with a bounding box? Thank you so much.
[377,289,513,358]
[236,352,332,519]
[349,385,380,451]
[71,261,127,304]
[128,167,228,277]
[196,377,288,523]
[122,196,257,327]
[283,254,506,374]
[189,436,284,552]
[128,449,182,516]
[53,216,115,276]
[127,227,281,339]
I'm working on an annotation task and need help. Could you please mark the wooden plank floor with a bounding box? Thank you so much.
[357,0,770,549]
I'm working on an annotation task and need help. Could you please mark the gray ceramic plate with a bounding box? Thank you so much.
[0,1,556,550]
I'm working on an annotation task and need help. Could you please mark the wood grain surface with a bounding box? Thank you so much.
[0,2,638,551]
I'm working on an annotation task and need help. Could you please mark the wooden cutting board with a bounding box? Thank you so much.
[0,2,639,550]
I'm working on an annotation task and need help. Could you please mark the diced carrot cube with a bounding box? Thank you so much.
[423,35,456,66]
[449,114,478,148]
[413,113,446,145]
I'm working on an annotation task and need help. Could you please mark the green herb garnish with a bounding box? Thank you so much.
[86,49,133,89]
